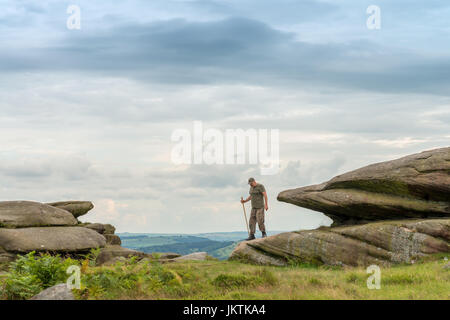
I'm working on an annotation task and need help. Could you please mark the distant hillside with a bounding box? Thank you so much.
[119,234,236,260]
[139,239,236,260]
[118,231,285,260]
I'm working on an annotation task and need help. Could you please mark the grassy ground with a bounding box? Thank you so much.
[1,254,449,300]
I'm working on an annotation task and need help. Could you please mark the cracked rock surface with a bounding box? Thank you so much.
[230,219,449,267]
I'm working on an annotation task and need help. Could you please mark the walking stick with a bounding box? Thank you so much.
[241,197,250,236]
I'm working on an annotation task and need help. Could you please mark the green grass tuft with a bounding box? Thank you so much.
[0,253,448,300]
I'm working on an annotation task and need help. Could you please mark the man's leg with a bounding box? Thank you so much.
[247,208,257,240]
[256,208,267,237]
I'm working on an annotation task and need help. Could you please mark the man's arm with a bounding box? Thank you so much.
[263,192,268,211]
[241,196,251,203]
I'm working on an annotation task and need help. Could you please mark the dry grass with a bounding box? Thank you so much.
[1,255,449,300]
[138,256,450,300]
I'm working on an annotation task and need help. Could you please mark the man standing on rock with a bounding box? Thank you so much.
[241,178,268,240]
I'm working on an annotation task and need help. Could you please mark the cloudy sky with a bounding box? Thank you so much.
[0,0,449,233]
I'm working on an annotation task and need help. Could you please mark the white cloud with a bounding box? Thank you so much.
[373,137,428,148]
[0,1,448,233]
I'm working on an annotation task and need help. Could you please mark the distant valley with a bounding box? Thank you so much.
[118,231,285,260]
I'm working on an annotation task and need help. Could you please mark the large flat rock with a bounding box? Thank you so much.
[0,201,77,228]
[278,148,450,226]
[0,227,106,253]
[229,219,450,267]
[46,201,94,218]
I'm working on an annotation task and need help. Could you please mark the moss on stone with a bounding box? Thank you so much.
[327,179,412,198]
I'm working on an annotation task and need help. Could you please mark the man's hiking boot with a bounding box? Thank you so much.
[245,234,255,241]
[262,232,267,238]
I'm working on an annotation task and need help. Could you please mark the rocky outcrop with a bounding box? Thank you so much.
[0,227,106,253]
[230,219,450,267]
[0,199,186,267]
[278,148,450,226]
[30,284,75,300]
[232,148,450,267]
[0,200,111,262]
[46,201,94,218]
[0,201,77,228]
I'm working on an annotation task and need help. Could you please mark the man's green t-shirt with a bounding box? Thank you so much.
[249,183,266,209]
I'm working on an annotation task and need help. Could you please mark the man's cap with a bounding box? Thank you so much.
[248,177,255,184]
